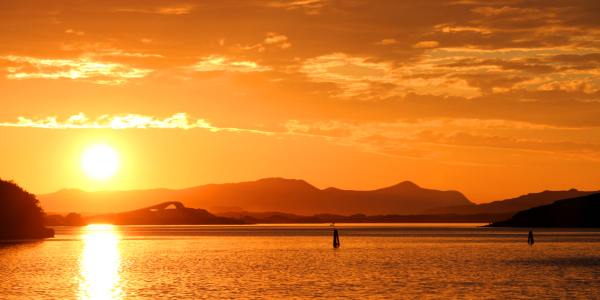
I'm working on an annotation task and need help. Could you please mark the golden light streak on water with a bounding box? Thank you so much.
[2,225,600,299]
[78,225,123,300]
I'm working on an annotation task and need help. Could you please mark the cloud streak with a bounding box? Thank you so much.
[284,119,600,160]
[1,55,152,84]
[0,113,275,135]
[184,56,271,73]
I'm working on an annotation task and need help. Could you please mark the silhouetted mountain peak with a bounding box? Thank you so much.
[253,177,319,191]
[396,181,420,189]
[375,181,422,193]
[256,177,305,184]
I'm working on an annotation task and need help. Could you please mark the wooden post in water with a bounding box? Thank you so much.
[528,231,534,245]
[332,223,340,248]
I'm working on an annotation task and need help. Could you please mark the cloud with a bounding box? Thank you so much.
[0,113,211,130]
[470,6,521,17]
[0,55,152,84]
[2,1,600,146]
[414,130,600,159]
[433,24,493,35]
[265,35,288,44]
[339,136,440,159]
[375,39,397,45]
[184,56,271,73]
[284,119,600,160]
[2,0,600,180]
[447,73,532,93]
[264,33,292,49]
[284,120,439,159]
[538,79,592,92]
[299,53,397,98]
[436,56,600,74]
[439,161,506,167]
[267,0,327,15]
[0,113,275,135]
[413,41,439,49]
[117,4,195,15]
[444,118,554,130]
[65,29,84,35]
[393,91,600,128]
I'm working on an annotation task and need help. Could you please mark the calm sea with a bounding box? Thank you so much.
[1,224,600,299]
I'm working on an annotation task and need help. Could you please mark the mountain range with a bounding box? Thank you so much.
[38,178,600,218]
[38,178,473,215]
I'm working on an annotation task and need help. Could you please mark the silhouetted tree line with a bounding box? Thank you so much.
[45,213,86,226]
[0,178,54,239]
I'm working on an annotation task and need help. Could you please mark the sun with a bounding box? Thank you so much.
[82,145,119,178]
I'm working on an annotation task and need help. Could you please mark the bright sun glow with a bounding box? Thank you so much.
[82,145,119,178]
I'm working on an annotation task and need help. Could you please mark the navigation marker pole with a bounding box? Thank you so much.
[332,223,340,248]
[528,231,534,245]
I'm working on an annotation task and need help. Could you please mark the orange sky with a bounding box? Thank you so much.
[1,0,600,203]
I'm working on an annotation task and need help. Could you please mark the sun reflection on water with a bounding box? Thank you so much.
[78,225,123,300]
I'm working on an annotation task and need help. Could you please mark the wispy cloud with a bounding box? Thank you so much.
[375,39,397,45]
[264,34,288,44]
[184,55,271,72]
[264,33,291,49]
[0,113,274,135]
[439,161,506,167]
[117,4,195,15]
[0,113,211,130]
[1,55,152,84]
[65,29,84,35]
[413,41,439,49]
[300,53,396,98]
[284,119,600,160]
[267,0,327,15]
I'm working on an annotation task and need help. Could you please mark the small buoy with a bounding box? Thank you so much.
[528,231,534,245]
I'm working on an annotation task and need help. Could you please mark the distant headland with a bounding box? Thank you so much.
[0,179,54,240]
[487,193,600,228]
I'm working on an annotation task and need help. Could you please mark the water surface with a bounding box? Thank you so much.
[2,224,600,299]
